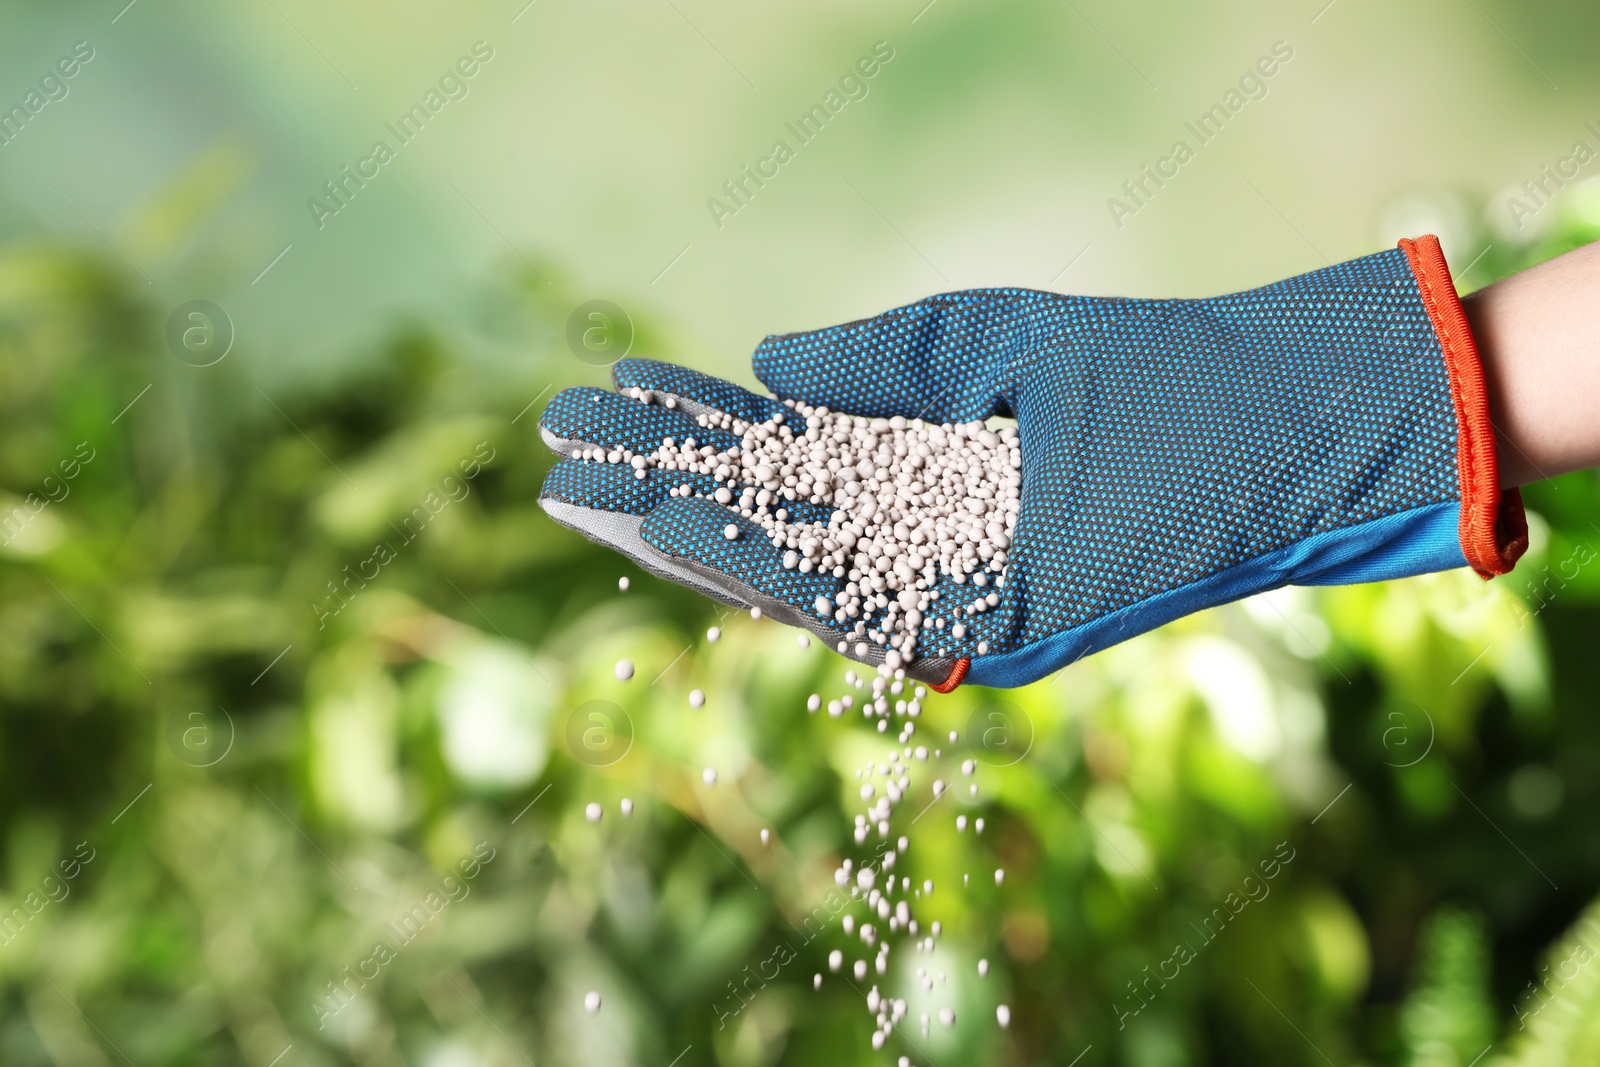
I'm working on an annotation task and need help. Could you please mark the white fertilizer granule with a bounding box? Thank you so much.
[601,392,1021,664]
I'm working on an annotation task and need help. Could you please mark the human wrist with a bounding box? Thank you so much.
[1461,240,1600,489]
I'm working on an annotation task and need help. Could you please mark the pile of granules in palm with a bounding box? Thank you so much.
[586,391,1021,665]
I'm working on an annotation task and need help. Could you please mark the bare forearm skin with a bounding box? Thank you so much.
[1461,239,1600,488]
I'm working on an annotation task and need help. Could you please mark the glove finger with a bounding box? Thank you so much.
[539,386,740,458]
[537,460,837,611]
[640,496,840,625]
[751,290,1036,423]
[540,455,722,514]
[539,460,750,609]
[611,358,786,425]
[543,454,834,530]
[639,496,966,686]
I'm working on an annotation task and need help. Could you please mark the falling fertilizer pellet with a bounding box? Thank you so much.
[584,991,601,1014]
[584,802,602,823]
[620,798,634,816]
[576,400,1031,1064]
[614,659,634,681]
[996,1005,1011,1028]
[617,576,630,591]
[994,868,1005,886]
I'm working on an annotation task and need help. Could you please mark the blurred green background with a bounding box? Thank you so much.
[2,0,1600,1064]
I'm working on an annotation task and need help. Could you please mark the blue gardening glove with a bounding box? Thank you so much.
[538,236,1527,690]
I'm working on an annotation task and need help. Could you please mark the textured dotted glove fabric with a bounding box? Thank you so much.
[539,236,1526,690]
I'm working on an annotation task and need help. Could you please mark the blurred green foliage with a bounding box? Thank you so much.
[0,198,1598,1067]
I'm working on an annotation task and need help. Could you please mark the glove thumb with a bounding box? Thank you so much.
[752,290,1034,422]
